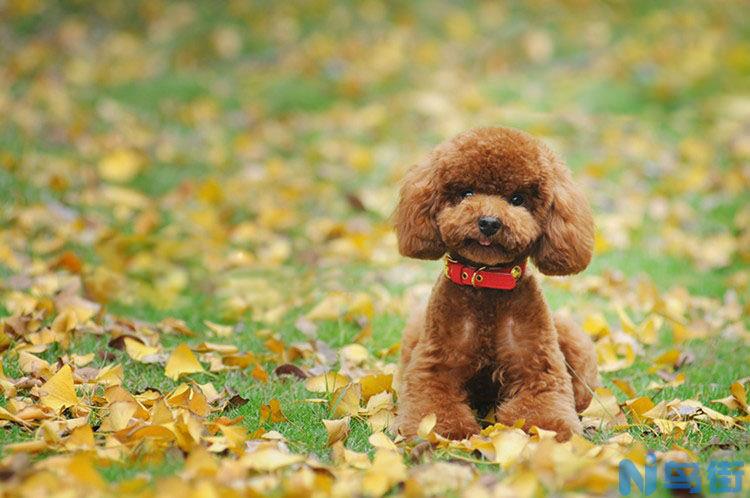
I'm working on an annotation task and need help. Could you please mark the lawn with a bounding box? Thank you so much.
[0,0,749,496]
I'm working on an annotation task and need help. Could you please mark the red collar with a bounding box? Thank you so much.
[444,256,526,290]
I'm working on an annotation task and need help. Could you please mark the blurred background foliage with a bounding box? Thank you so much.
[2,0,748,307]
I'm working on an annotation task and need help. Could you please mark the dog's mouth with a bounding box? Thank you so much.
[465,236,498,248]
[458,239,515,266]
[477,235,493,246]
[460,236,524,265]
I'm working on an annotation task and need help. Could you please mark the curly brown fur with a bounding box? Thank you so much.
[393,127,599,442]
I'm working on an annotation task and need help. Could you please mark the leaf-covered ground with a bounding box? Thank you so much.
[1,1,749,496]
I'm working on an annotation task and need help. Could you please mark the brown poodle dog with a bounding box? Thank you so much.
[393,127,599,442]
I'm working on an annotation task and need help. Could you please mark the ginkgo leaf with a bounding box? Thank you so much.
[304,372,350,393]
[70,353,95,367]
[306,294,347,321]
[204,321,234,337]
[196,382,221,404]
[652,418,690,436]
[99,149,142,183]
[596,338,635,372]
[39,364,78,412]
[322,417,350,446]
[491,428,529,468]
[164,344,205,380]
[646,372,685,391]
[625,397,656,424]
[677,399,737,426]
[366,408,395,433]
[94,364,123,386]
[65,424,95,450]
[648,349,681,372]
[361,391,394,416]
[259,399,288,423]
[635,315,661,345]
[149,398,173,425]
[18,351,51,376]
[368,431,399,452]
[582,313,610,338]
[99,400,138,432]
[730,381,749,413]
[251,363,269,382]
[219,424,248,454]
[193,342,239,355]
[580,387,622,427]
[240,446,305,471]
[4,440,48,454]
[51,309,78,334]
[343,447,371,469]
[362,448,406,497]
[222,352,256,368]
[417,413,437,440]
[712,394,741,412]
[330,383,361,417]
[410,461,476,496]
[123,337,160,362]
[359,374,393,401]
[339,343,369,365]
[611,378,636,398]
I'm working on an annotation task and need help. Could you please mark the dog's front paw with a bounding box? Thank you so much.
[435,417,481,440]
[531,416,581,442]
[396,409,480,441]
[496,395,581,442]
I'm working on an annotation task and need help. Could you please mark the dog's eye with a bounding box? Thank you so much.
[510,193,524,206]
[460,189,474,199]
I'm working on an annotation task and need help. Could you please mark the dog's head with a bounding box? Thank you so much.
[393,127,594,275]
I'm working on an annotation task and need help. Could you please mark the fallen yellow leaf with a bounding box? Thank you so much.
[330,383,361,417]
[359,373,393,401]
[164,343,205,380]
[99,148,142,183]
[39,364,78,412]
[368,431,399,452]
[322,416,351,446]
[65,424,95,450]
[304,372,350,393]
[259,398,288,423]
[611,378,637,398]
[123,337,160,362]
[580,387,622,428]
[491,428,529,468]
[731,381,748,413]
[240,445,305,471]
[362,448,406,497]
[625,397,656,424]
[94,364,124,386]
[417,413,437,440]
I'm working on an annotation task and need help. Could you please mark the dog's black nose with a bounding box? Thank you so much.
[478,216,502,236]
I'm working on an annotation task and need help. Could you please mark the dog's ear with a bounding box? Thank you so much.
[393,158,446,259]
[532,149,594,275]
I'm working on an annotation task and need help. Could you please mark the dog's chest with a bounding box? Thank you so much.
[460,312,510,365]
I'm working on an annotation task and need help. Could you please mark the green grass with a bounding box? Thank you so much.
[0,245,744,475]
[596,338,750,456]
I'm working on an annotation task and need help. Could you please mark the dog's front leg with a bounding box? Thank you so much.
[495,309,580,441]
[396,353,480,440]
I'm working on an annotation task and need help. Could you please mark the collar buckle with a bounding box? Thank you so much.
[470,267,487,287]
[510,265,522,280]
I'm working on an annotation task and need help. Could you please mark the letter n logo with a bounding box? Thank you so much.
[619,452,657,496]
